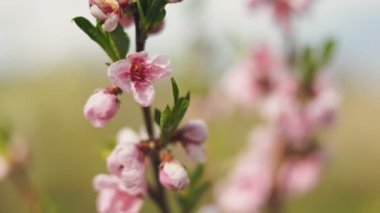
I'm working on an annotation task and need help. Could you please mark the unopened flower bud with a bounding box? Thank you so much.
[159,160,189,191]
[175,120,208,163]
[83,89,120,128]
[89,0,121,32]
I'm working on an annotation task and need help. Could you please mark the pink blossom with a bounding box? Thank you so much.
[216,127,277,213]
[0,156,9,181]
[220,45,282,109]
[159,161,189,191]
[277,150,325,196]
[307,76,340,129]
[108,51,171,107]
[107,128,146,194]
[262,93,314,148]
[249,0,311,27]
[83,89,120,128]
[89,0,122,32]
[94,174,144,213]
[175,120,208,163]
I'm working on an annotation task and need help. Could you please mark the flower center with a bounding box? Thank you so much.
[130,59,147,82]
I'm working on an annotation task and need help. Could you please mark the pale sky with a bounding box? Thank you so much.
[0,0,379,87]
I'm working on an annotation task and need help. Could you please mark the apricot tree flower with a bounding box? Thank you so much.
[107,128,146,194]
[108,51,171,107]
[83,89,120,128]
[94,174,144,213]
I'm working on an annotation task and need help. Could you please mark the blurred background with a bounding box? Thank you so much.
[0,0,380,212]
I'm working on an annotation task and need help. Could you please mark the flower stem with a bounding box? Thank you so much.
[133,3,170,213]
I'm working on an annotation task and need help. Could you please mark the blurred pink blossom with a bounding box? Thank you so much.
[83,89,120,128]
[175,120,208,163]
[307,75,341,129]
[216,127,278,213]
[249,0,311,27]
[107,128,146,194]
[261,72,340,148]
[159,160,189,191]
[108,51,171,107]
[278,150,325,196]
[219,45,283,109]
[94,174,144,213]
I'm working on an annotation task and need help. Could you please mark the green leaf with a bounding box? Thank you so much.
[154,109,161,126]
[73,17,117,61]
[190,165,205,187]
[171,78,179,104]
[145,0,167,30]
[188,181,211,208]
[321,38,336,66]
[95,22,119,61]
[73,17,130,62]
[108,24,130,60]
[160,106,172,131]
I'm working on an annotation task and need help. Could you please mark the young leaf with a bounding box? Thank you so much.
[73,17,117,61]
[171,78,179,104]
[108,24,130,60]
[145,0,167,29]
[154,109,161,126]
[321,38,336,66]
[190,164,205,187]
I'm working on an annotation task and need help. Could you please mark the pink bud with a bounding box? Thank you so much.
[89,0,121,32]
[175,120,208,163]
[93,174,144,213]
[159,161,189,191]
[177,120,208,145]
[107,128,145,194]
[83,90,120,128]
[108,52,171,107]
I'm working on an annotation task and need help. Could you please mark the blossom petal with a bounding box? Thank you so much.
[131,82,155,107]
[90,5,108,20]
[185,144,206,163]
[117,128,140,145]
[108,59,132,92]
[102,13,119,32]
[149,55,172,81]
